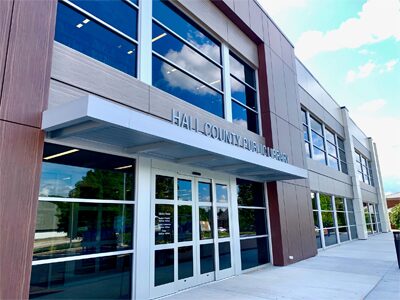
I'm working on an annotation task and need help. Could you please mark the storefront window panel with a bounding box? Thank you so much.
[156,175,174,200]
[152,55,224,118]
[153,0,221,63]
[155,204,174,244]
[155,249,174,286]
[216,184,228,203]
[199,206,213,239]
[200,244,215,274]
[55,2,137,76]
[240,237,269,270]
[324,228,338,246]
[152,22,222,90]
[178,246,193,280]
[218,242,231,270]
[338,227,349,242]
[178,205,192,242]
[33,202,133,260]
[217,207,230,238]
[30,254,132,299]
[178,179,192,201]
[237,179,264,207]
[238,209,267,237]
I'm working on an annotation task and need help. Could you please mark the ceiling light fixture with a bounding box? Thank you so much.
[44,149,79,160]
[152,33,167,43]
[82,19,90,24]
[76,23,83,28]
[114,165,133,170]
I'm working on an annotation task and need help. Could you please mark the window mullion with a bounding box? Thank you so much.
[222,44,232,122]
[306,111,314,159]
[138,0,152,84]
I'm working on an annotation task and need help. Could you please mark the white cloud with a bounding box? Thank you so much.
[295,0,400,60]
[346,61,376,83]
[346,58,398,82]
[350,101,400,191]
[358,49,374,55]
[357,99,386,113]
[257,0,308,15]
[385,59,399,72]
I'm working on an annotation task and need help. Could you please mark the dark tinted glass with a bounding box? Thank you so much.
[315,230,322,248]
[155,249,174,286]
[237,179,264,207]
[240,237,269,270]
[55,3,137,76]
[216,184,228,203]
[178,179,192,201]
[153,55,224,117]
[33,202,133,260]
[324,228,338,246]
[335,197,345,211]
[219,242,231,270]
[153,0,221,63]
[337,138,345,150]
[199,206,213,239]
[217,207,230,238]
[198,182,212,202]
[200,244,215,274]
[41,144,135,200]
[341,162,348,174]
[231,76,257,108]
[155,204,174,244]
[30,254,132,299]
[348,212,356,225]
[178,205,192,242]
[311,193,318,210]
[313,211,320,227]
[339,149,346,161]
[319,194,332,210]
[336,212,347,226]
[338,227,349,242]
[69,0,138,39]
[178,246,193,280]
[321,212,335,228]
[152,23,222,90]
[232,101,258,133]
[155,175,174,199]
[230,53,256,87]
[350,225,358,239]
[239,209,267,237]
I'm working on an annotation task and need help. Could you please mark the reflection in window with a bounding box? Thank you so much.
[156,175,174,200]
[230,52,258,133]
[199,206,213,239]
[178,179,192,201]
[55,2,138,76]
[33,202,133,260]
[217,207,230,238]
[356,151,374,186]
[178,246,193,280]
[30,255,132,299]
[198,182,212,202]
[218,242,231,270]
[152,0,223,117]
[178,205,192,242]
[240,237,269,270]
[155,204,174,244]
[216,184,228,203]
[200,244,215,274]
[155,249,174,286]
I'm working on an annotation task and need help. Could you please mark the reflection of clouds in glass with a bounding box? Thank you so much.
[313,150,326,163]
[40,179,74,197]
[161,43,220,95]
[233,118,247,128]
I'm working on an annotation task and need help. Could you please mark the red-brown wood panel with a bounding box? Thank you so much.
[0,121,44,299]
[0,0,57,128]
[0,0,14,105]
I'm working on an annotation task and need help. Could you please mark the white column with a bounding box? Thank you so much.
[221,44,232,122]
[229,175,241,274]
[137,0,152,84]
[134,156,152,299]
[340,107,368,239]
[368,138,391,232]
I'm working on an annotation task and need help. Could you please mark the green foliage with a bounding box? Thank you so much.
[389,204,400,229]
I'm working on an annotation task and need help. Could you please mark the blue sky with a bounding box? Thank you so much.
[258,0,400,195]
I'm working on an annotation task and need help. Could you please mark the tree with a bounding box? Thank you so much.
[389,204,400,229]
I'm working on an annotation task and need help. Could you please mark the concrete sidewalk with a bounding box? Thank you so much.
[164,233,399,300]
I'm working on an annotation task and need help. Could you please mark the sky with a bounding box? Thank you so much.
[258,0,400,195]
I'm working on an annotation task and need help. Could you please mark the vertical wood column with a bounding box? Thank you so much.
[0,0,57,298]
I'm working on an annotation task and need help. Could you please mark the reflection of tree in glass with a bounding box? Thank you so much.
[239,209,256,236]
[68,169,134,200]
[319,194,332,210]
[155,175,174,199]
[199,207,212,239]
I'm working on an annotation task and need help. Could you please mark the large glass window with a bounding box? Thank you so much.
[30,143,135,299]
[311,192,322,248]
[152,0,223,117]
[356,151,374,186]
[302,109,347,174]
[346,199,357,239]
[230,52,259,133]
[55,0,138,76]
[237,179,269,270]
[363,202,381,234]
[319,194,337,247]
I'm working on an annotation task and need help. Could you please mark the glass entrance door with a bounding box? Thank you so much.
[150,170,234,298]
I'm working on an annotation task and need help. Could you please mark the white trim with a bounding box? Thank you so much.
[32,249,134,266]
[137,0,152,84]
[222,44,232,122]
[38,197,135,205]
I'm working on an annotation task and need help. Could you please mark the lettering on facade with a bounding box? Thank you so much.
[171,109,289,163]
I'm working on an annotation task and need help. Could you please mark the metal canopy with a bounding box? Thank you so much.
[42,95,308,182]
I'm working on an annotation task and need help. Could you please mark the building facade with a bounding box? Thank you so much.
[0,0,390,299]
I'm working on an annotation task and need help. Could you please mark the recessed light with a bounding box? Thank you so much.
[115,165,133,170]
[82,19,90,24]
[76,23,83,28]
[44,149,79,160]
[127,50,133,55]
[152,33,167,43]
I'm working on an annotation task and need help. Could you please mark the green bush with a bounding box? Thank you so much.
[389,204,400,229]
